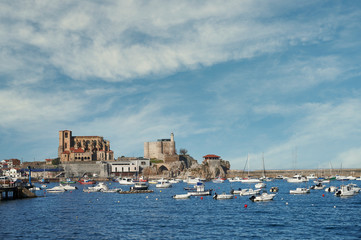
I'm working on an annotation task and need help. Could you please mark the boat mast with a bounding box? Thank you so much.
[247,154,250,177]
[262,152,266,178]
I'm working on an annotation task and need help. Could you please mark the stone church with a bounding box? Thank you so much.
[58,130,114,163]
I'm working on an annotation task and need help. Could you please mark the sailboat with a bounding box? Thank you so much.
[240,154,261,183]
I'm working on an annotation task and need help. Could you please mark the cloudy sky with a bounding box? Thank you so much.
[1,1,361,170]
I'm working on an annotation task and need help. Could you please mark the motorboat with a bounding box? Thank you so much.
[255,182,266,189]
[287,174,307,183]
[240,178,261,183]
[155,179,172,188]
[184,177,203,184]
[60,184,77,190]
[275,175,285,179]
[230,188,244,194]
[314,178,330,184]
[310,182,325,190]
[130,182,149,190]
[169,179,181,184]
[249,193,276,202]
[335,175,349,181]
[290,188,310,194]
[228,177,242,182]
[148,179,158,184]
[239,188,261,196]
[306,174,317,180]
[212,177,224,183]
[347,176,356,181]
[356,176,361,181]
[60,178,76,184]
[213,193,234,200]
[347,183,361,193]
[335,185,356,197]
[83,182,109,192]
[102,188,122,193]
[173,193,191,199]
[188,182,212,196]
[78,179,96,185]
[117,177,134,185]
[47,186,67,193]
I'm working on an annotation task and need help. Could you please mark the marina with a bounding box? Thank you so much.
[1,179,361,239]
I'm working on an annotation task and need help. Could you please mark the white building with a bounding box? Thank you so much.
[110,157,150,177]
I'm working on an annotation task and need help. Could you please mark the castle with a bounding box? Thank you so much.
[144,133,179,162]
[58,130,114,163]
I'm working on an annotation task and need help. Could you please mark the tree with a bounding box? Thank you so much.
[52,158,60,166]
[179,148,188,155]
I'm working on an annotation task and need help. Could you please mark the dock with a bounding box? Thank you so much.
[0,185,36,201]
[118,190,154,194]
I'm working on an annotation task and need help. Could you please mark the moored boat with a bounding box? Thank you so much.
[173,193,191,199]
[155,179,172,188]
[213,193,233,200]
[130,182,149,191]
[249,193,275,202]
[290,188,310,194]
[78,179,96,185]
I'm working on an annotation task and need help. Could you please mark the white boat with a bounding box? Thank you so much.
[325,186,337,192]
[184,177,203,184]
[347,183,361,193]
[335,175,349,181]
[83,182,108,192]
[156,179,172,188]
[239,188,261,196]
[173,193,191,199]
[335,185,356,197]
[228,177,242,182]
[213,193,234,200]
[212,177,224,183]
[169,179,180,184]
[148,179,158,184]
[117,177,134,185]
[275,175,285,179]
[102,188,122,193]
[290,188,310,194]
[130,182,149,190]
[255,182,266,189]
[47,186,67,193]
[60,184,77,190]
[310,183,325,190]
[307,174,317,180]
[356,176,361,181]
[240,178,261,183]
[188,182,212,196]
[347,176,356,181]
[249,193,275,202]
[287,174,307,183]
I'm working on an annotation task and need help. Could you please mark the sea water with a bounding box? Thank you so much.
[1,180,361,239]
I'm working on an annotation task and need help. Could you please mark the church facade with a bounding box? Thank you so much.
[58,130,114,163]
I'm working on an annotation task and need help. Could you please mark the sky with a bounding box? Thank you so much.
[1,1,361,170]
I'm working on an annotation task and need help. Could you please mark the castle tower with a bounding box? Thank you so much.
[58,130,72,158]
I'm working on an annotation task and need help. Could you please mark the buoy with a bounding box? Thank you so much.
[160,190,162,193]
[201,197,203,200]
[286,202,288,205]
[244,204,248,208]
[235,196,237,199]
[334,206,336,208]
[70,191,72,193]
[156,198,158,201]
[322,194,325,197]
[117,201,120,203]
[146,196,149,199]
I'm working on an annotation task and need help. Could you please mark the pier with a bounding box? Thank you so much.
[0,184,36,201]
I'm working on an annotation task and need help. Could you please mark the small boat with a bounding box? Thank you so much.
[290,188,310,194]
[335,185,356,197]
[275,175,285,179]
[155,179,172,188]
[47,186,67,193]
[347,183,361,193]
[130,182,149,191]
[60,184,77,190]
[239,188,261,196]
[78,179,96,185]
[188,182,212,196]
[310,183,325,190]
[240,178,261,183]
[306,174,317,180]
[270,187,279,192]
[213,193,233,200]
[228,177,242,182]
[169,179,180,184]
[325,186,337,192]
[118,177,134,185]
[287,174,307,183]
[230,188,243,194]
[83,182,108,192]
[249,193,275,202]
[102,188,122,193]
[212,177,224,183]
[173,193,191,199]
[184,177,203,184]
[148,180,158,184]
[255,182,266,189]
[60,178,76,184]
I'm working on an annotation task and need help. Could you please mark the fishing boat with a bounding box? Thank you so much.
[155,179,172,188]
[188,182,212,196]
[249,193,275,202]
[117,177,134,185]
[213,193,234,200]
[173,193,191,199]
[78,179,96,185]
[60,178,76,184]
[130,182,149,191]
[289,188,310,194]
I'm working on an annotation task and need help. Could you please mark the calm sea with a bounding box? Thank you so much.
[1,180,361,239]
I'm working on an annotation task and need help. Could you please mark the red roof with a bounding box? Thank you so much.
[63,151,70,154]
[203,154,220,158]
[70,147,85,153]
[45,159,52,161]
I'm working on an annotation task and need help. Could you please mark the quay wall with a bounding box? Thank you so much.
[227,168,361,178]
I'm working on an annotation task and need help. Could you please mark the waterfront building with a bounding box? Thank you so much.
[110,157,150,177]
[144,133,179,162]
[58,130,114,163]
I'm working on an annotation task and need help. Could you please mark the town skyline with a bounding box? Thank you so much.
[1,1,361,170]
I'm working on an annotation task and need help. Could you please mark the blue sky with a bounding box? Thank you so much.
[1,1,361,170]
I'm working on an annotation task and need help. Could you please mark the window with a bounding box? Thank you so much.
[65,143,67,148]
[65,132,68,138]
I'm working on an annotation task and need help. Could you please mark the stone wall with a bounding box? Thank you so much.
[61,162,109,178]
